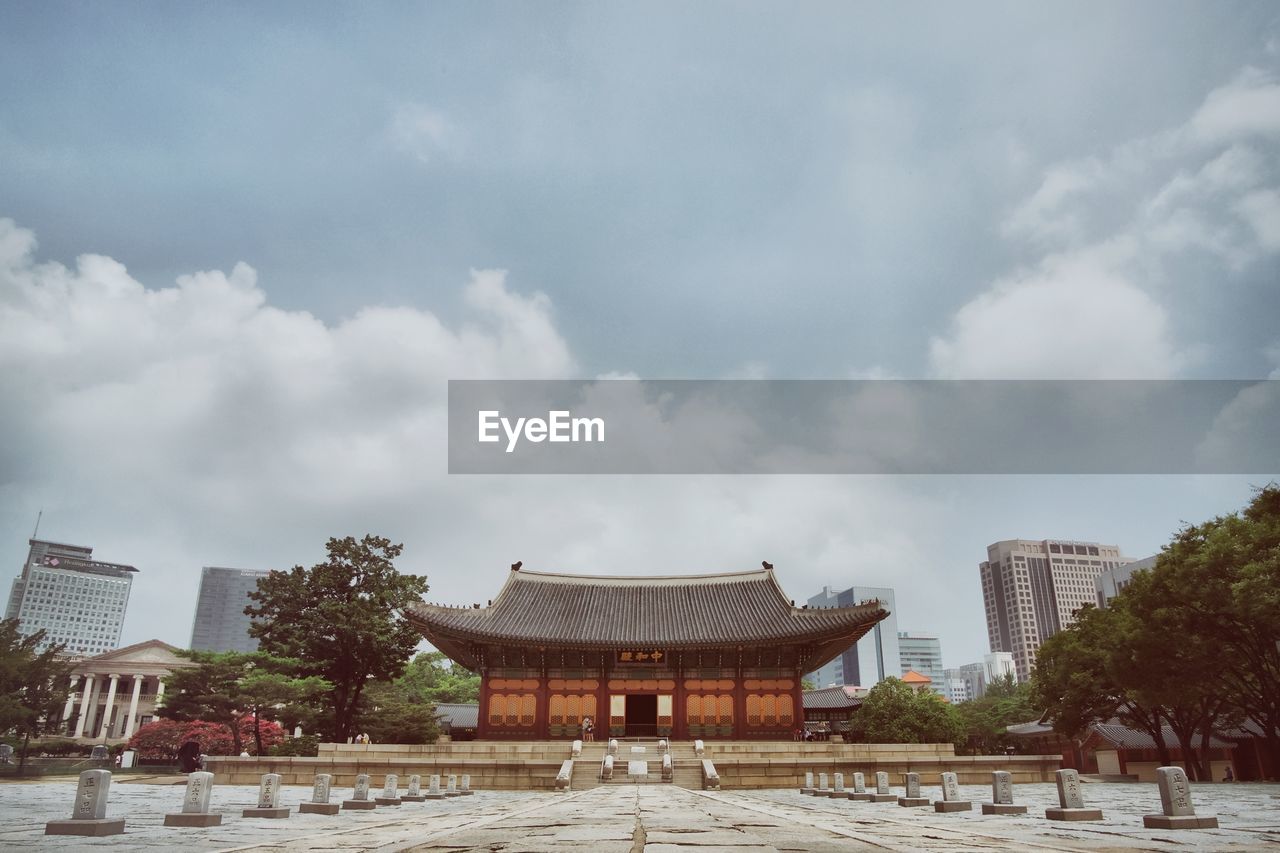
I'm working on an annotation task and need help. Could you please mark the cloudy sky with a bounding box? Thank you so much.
[2,2,1277,670]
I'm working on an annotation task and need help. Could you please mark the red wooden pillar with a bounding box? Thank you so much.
[477,671,491,740]
[790,668,805,741]
[673,665,687,741]
[535,672,549,740]
[733,659,746,740]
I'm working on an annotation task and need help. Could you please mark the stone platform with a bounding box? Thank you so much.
[2,778,1274,851]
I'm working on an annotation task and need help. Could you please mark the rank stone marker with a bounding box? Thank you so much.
[799,771,815,795]
[164,771,222,827]
[445,774,462,797]
[827,772,846,798]
[814,772,828,796]
[299,773,340,815]
[869,771,896,802]
[460,773,474,795]
[898,772,929,807]
[343,773,376,810]
[848,771,872,801]
[425,774,445,800]
[375,773,402,806]
[1143,766,1219,829]
[45,769,126,836]
[402,774,426,803]
[981,770,1027,815]
[243,773,290,818]
[934,771,973,813]
[1046,768,1103,821]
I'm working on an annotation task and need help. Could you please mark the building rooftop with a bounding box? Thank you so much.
[802,686,864,710]
[408,566,887,670]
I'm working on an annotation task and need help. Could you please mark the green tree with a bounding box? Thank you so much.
[1032,601,1173,767]
[389,651,480,705]
[246,535,429,741]
[1144,485,1280,777]
[358,682,440,745]
[0,619,73,769]
[159,651,325,754]
[955,677,1039,754]
[850,677,963,745]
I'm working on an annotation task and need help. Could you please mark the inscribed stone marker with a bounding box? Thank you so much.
[242,773,290,819]
[1143,766,1219,829]
[183,771,214,813]
[46,770,125,836]
[993,770,1012,804]
[164,771,222,827]
[1045,769,1103,821]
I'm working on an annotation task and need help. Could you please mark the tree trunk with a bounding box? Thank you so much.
[230,717,243,755]
[253,707,263,755]
[18,731,30,772]
[1167,717,1203,780]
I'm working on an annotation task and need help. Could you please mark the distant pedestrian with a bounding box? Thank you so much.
[1224,766,1234,782]
[582,717,594,742]
[177,739,202,773]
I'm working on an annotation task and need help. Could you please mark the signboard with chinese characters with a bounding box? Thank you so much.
[615,650,667,664]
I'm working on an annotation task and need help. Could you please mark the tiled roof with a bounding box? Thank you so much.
[802,686,864,710]
[408,567,887,666]
[900,669,931,683]
[1092,723,1232,751]
[434,703,479,730]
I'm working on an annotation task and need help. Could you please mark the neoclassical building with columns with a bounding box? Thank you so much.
[60,640,193,743]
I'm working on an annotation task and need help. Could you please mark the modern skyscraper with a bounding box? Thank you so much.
[5,539,137,655]
[897,632,946,697]
[979,539,1130,682]
[804,585,900,689]
[189,566,270,653]
[1095,555,1155,608]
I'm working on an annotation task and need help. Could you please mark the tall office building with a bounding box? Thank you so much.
[945,652,1017,704]
[979,539,1130,682]
[5,539,137,655]
[804,586,900,689]
[1096,555,1156,608]
[189,566,270,653]
[897,632,946,697]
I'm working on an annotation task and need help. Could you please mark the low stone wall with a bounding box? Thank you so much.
[209,741,1060,790]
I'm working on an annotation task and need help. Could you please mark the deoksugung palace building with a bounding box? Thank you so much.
[408,564,888,741]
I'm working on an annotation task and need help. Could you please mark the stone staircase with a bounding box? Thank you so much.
[567,740,705,790]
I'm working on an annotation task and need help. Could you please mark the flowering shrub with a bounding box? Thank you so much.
[127,717,284,760]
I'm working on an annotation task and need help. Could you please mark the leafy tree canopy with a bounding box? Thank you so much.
[246,535,429,741]
[0,619,72,768]
[850,677,963,745]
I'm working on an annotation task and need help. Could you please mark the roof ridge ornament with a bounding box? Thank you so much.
[762,560,774,571]
[511,561,522,571]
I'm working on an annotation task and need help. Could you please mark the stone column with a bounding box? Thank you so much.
[155,677,166,703]
[123,675,144,738]
[97,674,120,739]
[61,675,80,724]
[73,674,97,738]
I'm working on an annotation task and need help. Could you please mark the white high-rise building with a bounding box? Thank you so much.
[979,539,1130,682]
[805,586,900,689]
[898,631,947,698]
[1095,555,1156,608]
[5,539,137,656]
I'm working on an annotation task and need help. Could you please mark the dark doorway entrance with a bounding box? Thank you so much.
[625,694,657,737]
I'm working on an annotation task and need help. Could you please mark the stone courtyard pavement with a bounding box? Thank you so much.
[0,779,1277,852]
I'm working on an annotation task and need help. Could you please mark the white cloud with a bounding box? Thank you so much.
[1235,188,1280,251]
[1189,68,1280,143]
[929,240,1186,379]
[941,61,1280,379]
[389,103,464,164]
